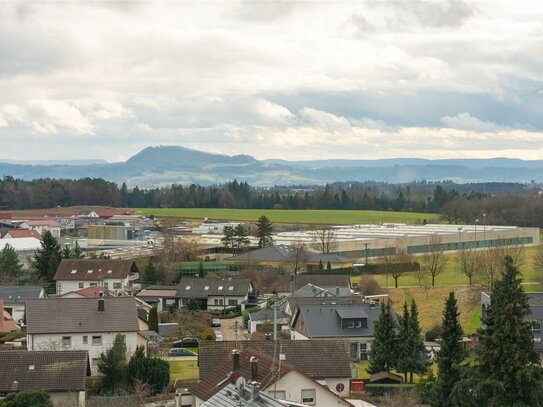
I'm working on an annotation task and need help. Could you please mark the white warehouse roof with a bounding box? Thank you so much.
[0,237,42,252]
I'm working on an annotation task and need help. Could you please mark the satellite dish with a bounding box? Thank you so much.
[235,377,246,390]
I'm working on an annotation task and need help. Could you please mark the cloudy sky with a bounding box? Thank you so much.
[1,0,543,162]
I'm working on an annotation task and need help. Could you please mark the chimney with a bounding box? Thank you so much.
[98,298,105,312]
[250,356,258,381]
[232,350,240,372]
[336,286,339,296]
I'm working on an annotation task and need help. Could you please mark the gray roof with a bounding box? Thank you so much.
[158,323,179,338]
[26,297,139,334]
[0,350,90,392]
[203,383,295,407]
[274,274,351,293]
[293,304,382,338]
[54,259,138,281]
[0,286,44,305]
[249,308,290,322]
[292,284,352,298]
[228,245,352,264]
[144,278,254,299]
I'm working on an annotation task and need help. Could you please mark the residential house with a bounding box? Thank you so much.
[273,274,352,296]
[53,259,139,295]
[482,291,543,358]
[19,220,61,238]
[191,348,354,407]
[226,245,353,273]
[137,278,256,312]
[290,303,383,361]
[2,229,42,240]
[0,286,46,324]
[198,340,353,398]
[0,300,17,333]
[0,238,42,259]
[26,297,146,372]
[0,350,90,407]
[292,283,352,298]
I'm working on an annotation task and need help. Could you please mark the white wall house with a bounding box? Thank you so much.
[54,258,139,296]
[19,220,61,238]
[0,286,45,324]
[26,297,146,373]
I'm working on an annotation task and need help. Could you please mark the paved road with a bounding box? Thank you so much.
[220,316,249,341]
[163,356,197,362]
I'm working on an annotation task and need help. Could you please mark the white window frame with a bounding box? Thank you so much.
[301,389,316,405]
[92,335,102,346]
[61,336,71,348]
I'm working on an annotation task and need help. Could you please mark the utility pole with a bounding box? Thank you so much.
[273,300,277,341]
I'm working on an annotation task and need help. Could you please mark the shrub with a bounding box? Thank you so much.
[359,275,384,296]
[200,327,216,341]
[0,390,53,407]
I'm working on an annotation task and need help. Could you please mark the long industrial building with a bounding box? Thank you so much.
[193,223,539,261]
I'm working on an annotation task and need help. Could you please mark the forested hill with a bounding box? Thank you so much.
[1,145,543,186]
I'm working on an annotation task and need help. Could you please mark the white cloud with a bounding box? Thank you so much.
[440,112,501,132]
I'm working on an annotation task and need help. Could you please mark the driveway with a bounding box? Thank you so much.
[220,316,249,341]
[163,356,197,361]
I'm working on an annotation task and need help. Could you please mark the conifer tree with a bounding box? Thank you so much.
[0,243,22,282]
[148,306,159,333]
[434,292,464,407]
[72,241,84,259]
[452,256,543,406]
[32,231,62,283]
[367,301,397,374]
[409,300,430,382]
[318,259,324,271]
[256,215,274,248]
[234,224,250,253]
[98,334,127,394]
[326,260,332,271]
[62,244,72,259]
[221,226,236,251]
[396,302,411,382]
[142,259,158,286]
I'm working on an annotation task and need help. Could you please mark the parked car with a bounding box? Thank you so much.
[172,337,199,348]
[168,347,197,357]
[211,318,221,327]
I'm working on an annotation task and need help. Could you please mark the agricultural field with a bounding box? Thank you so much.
[135,208,437,225]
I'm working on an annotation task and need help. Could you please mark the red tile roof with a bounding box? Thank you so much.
[5,230,42,240]
[21,220,61,227]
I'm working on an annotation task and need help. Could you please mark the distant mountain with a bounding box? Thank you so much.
[0,145,541,186]
[0,158,108,166]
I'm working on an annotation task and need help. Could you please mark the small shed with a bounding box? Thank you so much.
[369,371,404,384]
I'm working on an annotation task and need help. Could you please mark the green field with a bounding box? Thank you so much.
[135,208,437,225]
[168,360,199,381]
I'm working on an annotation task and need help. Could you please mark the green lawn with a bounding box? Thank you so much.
[135,208,437,225]
[356,360,437,382]
[168,360,199,382]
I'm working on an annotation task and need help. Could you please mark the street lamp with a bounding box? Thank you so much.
[457,226,463,286]
[475,219,479,250]
[482,213,487,246]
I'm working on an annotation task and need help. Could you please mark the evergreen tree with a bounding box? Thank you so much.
[367,302,398,374]
[186,297,200,312]
[452,256,543,406]
[142,259,158,286]
[72,241,84,259]
[0,390,53,407]
[256,215,274,248]
[61,244,72,259]
[409,300,430,382]
[32,231,62,283]
[318,259,324,271]
[0,243,22,282]
[127,346,169,395]
[98,334,127,394]
[148,306,159,333]
[396,302,411,382]
[234,224,250,253]
[326,260,332,271]
[198,261,206,277]
[434,292,464,407]
[221,226,236,251]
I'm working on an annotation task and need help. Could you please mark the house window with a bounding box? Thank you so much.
[104,282,108,289]
[113,283,121,289]
[228,299,238,306]
[530,320,541,342]
[214,299,219,305]
[92,336,102,346]
[301,389,316,405]
[61,336,71,348]
[355,320,362,328]
[219,299,224,306]
[359,343,369,360]
[92,358,99,368]
[347,321,355,328]
[83,336,88,344]
[79,282,84,289]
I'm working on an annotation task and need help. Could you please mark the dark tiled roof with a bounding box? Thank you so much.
[158,323,179,338]
[26,297,139,334]
[198,340,351,380]
[175,278,253,299]
[293,304,381,338]
[292,284,352,298]
[190,348,294,401]
[228,245,352,264]
[0,286,44,305]
[204,383,290,407]
[54,259,138,281]
[0,350,89,392]
[274,274,351,293]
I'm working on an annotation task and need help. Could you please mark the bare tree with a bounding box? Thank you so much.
[286,241,309,275]
[311,227,338,254]
[458,247,476,285]
[420,234,447,286]
[477,238,525,289]
[382,248,415,288]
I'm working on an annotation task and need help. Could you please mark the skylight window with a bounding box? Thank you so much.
[228,286,234,291]
[28,365,35,370]
[71,270,77,274]
[204,286,209,291]
[107,270,112,274]
[87,270,93,274]
[218,286,223,290]
[186,286,191,290]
